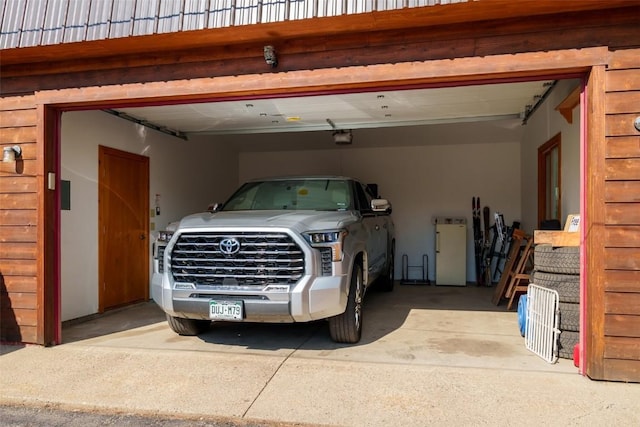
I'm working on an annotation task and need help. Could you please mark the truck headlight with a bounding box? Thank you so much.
[304,230,348,262]
[153,231,174,272]
[158,231,174,243]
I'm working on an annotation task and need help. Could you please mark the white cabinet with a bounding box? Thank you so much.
[435,219,467,286]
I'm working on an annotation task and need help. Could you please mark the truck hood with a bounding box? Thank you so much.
[177,210,358,234]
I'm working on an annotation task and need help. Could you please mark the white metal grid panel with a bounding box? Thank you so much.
[525,284,560,364]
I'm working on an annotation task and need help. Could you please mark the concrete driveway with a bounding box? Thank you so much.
[1,285,638,426]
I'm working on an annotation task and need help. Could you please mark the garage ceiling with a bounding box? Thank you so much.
[110,80,555,137]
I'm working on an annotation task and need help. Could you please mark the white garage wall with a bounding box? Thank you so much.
[60,111,238,321]
[238,125,523,282]
[520,79,581,232]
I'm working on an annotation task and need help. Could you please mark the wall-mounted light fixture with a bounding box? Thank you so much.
[264,45,277,68]
[2,145,22,162]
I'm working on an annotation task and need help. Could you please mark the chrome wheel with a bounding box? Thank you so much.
[353,268,363,331]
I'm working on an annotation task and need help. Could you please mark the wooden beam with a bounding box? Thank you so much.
[32,47,609,110]
[533,230,579,247]
[37,104,60,346]
[585,65,607,380]
[556,85,581,124]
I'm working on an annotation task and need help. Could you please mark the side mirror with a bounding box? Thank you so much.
[371,198,392,213]
[207,202,222,212]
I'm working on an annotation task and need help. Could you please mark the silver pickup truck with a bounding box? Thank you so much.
[151,176,394,343]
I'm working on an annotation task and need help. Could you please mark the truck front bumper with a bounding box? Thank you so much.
[151,270,350,323]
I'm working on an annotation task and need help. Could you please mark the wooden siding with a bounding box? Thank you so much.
[0,95,39,344]
[598,48,640,382]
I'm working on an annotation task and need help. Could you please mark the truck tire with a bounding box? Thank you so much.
[377,242,395,292]
[329,263,363,343]
[166,314,210,336]
[559,302,580,332]
[531,271,580,303]
[558,330,579,360]
[534,245,580,275]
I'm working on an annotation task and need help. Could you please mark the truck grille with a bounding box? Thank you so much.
[169,232,305,287]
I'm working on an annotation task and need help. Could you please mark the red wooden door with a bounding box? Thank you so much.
[98,146,149,311]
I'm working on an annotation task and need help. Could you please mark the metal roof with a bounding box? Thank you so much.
[0,0,468,49]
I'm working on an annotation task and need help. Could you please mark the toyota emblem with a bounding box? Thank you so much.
[219,238,241,255]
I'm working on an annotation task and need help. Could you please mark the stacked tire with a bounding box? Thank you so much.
[531,245,580,359]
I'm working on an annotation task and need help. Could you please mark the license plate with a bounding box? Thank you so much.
[209,300,243,320]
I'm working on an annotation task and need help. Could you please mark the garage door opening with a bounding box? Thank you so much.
[57,75,584,369]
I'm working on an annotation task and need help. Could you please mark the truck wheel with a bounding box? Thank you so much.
[166,314,210,336]
[329,263,363,343]
[378,242,395,292]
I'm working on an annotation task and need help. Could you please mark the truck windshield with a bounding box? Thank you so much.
[222,179,352,211]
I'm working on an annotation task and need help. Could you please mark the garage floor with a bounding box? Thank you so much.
[62,284,566,372]
[3,285,639,426]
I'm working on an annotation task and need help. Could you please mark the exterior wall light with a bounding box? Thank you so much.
[264,45,277,67]
[2,145,22,162]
